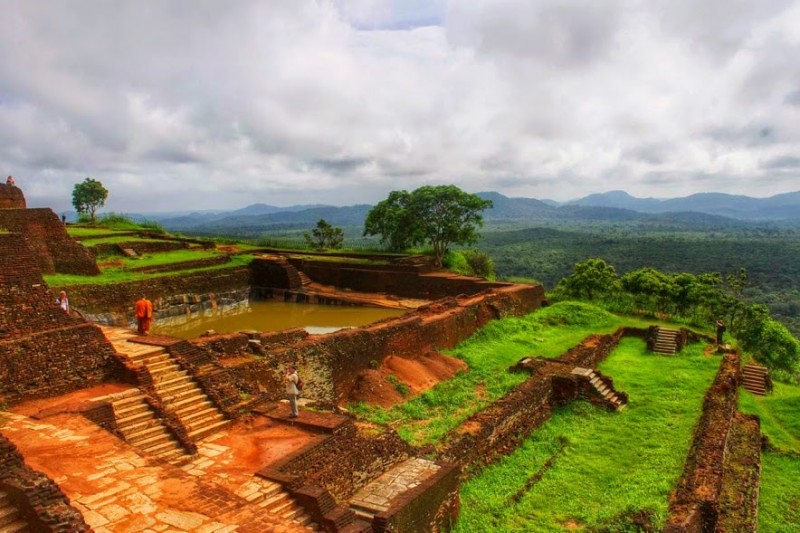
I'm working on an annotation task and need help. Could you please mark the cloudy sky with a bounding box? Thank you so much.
[1,0,799,213]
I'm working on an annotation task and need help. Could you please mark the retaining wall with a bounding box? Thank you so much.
[665,352,742,532]
[0,433,90,531]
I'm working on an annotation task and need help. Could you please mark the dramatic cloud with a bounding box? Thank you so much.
[0,0,798,213]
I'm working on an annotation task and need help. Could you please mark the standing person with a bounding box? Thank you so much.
[135,296,154,335]
[284,365,300,418]
[716,320,726,345]
[5,176,15,186]
[56,291,69,314]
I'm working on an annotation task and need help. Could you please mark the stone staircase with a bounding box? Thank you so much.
[238,478,316,529]
[109,390,188,463]
[127,346,229,441]
[297,270,313,287]
[572,367,627,411]
[0,490,27,533]
[741,364,769,396]
[653,327,679,355]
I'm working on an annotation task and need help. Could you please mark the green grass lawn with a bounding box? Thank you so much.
[350,302,674,446]
[44,254,254,286]
[66,227,136,238]
[455,337,719,532]
[739,382,800,531]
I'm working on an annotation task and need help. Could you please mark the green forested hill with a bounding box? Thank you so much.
[479,224,800,336]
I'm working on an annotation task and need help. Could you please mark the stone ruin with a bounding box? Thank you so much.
[0,182,99,275]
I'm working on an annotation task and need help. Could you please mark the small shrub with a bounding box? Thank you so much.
[387,374,411,397]
[463,249,495,279]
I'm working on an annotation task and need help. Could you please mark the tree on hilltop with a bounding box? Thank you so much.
[364,185,493,267]
[558,258,621,300]
[72,178,108,223]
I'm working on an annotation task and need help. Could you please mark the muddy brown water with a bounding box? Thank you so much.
[152,300,406,339]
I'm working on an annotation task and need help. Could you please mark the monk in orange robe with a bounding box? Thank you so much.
[135,296,153,335]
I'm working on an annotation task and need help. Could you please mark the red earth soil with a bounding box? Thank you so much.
[348,352,468,408]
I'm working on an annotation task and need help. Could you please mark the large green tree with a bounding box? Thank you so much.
[557,258,621,301]
[72,177,108,222]
[304,219,344,250]
[364,185,492,267]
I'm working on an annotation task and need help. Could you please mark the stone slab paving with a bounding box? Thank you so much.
[349,457,441,514]
[0,412,311,532]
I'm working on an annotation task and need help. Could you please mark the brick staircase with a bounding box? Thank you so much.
[0,490,27,533]
[238,478,317,529]
[297,270,313,287]
[109,390,188,463]
[127,346,229,441]
[741,364,768,396]
[653,327,679,355]
[572,367,627,411]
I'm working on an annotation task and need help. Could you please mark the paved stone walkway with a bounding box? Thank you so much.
[0,412,311,532]
[349,457,440,515]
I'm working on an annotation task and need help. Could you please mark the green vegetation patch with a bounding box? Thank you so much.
[739,382,800,531]
[45,254,254,286]
[82,235,167,247]
[455,338,719,532]
[351,302,658,446]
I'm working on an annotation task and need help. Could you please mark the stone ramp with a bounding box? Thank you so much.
[0,412,313,532]
[348,458,441,520]
[0,490,28,533]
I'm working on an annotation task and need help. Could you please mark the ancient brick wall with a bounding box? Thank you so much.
[0,324,126,404]
[0,433,90,531]
[0,233,127,404]
[373,464,461,533]
[0,233,80,339]
[52,266,252,314]
[287,257,521,299]
[0,183,26,208]
[665,352,740,532]
[250,257,302,290]
[0,208,99,275]
[181,284,544,407]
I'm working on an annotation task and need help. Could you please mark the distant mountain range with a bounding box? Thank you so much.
[147,189,800,234]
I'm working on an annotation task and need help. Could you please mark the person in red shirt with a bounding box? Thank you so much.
[135,296,154,335]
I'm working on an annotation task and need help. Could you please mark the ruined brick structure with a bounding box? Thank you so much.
[0,233,126,404]
[0,433,90,531]
[0,201,99,275]
[0,182,26,208]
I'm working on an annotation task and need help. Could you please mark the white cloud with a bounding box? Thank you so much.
[0,0,798,213]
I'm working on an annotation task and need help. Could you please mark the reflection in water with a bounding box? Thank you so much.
[152,300,406,340]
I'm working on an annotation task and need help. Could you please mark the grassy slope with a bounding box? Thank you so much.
[455,338,719,532]
[351,302,673,446]
[739,383,800,531]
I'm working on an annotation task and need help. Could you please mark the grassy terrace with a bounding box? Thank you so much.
[351,302,676,446]
[454,338,719,531]
[739,383,800,530]
[45,252,254,286]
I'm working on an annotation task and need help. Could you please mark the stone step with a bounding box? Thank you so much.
[114,401,151,418]
[280,505,307,521]
[147,360,181,374]
[350,504,377,520]
[265,497,294,515]
[160,387,205,405]
[153,374,192,389]
[181,406,222,425]
[0,503,21,528]
[184,412,225,432]
[171,395,212,414]
[111,393,147,408]
[260,491,290,510]
[155,447,187,463]
[125,424,168,444]
[0,520,28,533]
[188,419,229,441]
[141,438,182,457]
[116,409,154,427]
[119,416,161,435]
[129,351,168,364]
[155,380,198,398]
[135,430,175,449]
